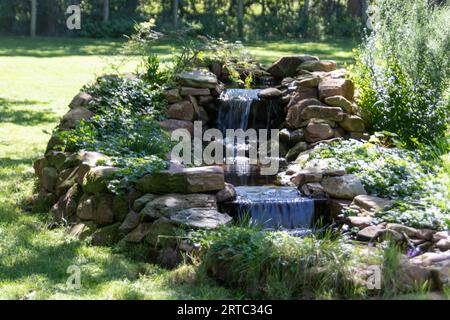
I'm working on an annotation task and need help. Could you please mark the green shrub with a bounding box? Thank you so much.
[78,18,136,38]
[351,0,450,148]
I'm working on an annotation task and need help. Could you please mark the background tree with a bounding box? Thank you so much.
[0,0,387,38]
[104,0,110,22]
[30,0,37,37]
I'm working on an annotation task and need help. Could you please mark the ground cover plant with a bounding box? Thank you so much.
[303,137,450,230]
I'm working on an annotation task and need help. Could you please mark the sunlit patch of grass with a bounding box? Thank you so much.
[245,38,357,66]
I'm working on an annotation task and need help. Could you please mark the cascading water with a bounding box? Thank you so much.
[217,89,260,185]
[231,186,315,229]
[217,88,317,230]
[217,89,258,132]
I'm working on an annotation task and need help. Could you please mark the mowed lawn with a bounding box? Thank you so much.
[0,36,356,299]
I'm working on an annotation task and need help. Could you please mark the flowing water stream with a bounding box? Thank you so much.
[217,89,317,230]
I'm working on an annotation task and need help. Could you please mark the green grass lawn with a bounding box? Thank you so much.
[0,36,357,299]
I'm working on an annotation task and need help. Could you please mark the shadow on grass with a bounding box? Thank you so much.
[0,36,127,57]
[0,98,58,125]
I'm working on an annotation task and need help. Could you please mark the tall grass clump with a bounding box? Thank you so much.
[351,0,450,148]
[195,227,364,299]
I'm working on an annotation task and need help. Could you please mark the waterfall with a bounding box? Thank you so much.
[216,88,318,231]
[217,89,260,132]
[217,89,260,174]
[227,186,316,229]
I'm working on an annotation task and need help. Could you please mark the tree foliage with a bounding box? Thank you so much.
[0,0,369,39]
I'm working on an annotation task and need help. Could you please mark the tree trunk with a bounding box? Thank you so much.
[361,0,368,22]
[103,0,110,23]
[173,0,179,27]
[301,0,310,36]
[237,0,244,37]
[30,0,37,37]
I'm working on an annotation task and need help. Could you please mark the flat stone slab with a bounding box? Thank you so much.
[352,195,393,212]
[178,70,218,88]
[141,193,217,219]
[258,87,282,99]
[136,166,225,194]
[357,225,385,241]
[170,208,232,229]
[321,174,367,200]
[267,55,318,78]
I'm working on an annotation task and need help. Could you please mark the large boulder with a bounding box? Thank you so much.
[41,167,57,192]
[119,210,141,234]
[159,119,194,134]
[45,151,68,171]
[267,55,318,78]
[94,194,116,226]
[180,87,210,96]
[170,208,232,229]
[60,107,94,129]
[144,217,178,248]
[51,184,81,221]
[32,190,58,213]
[318,78,354,101]
[91,223,121,246]
[340,115,365,132]
[69,221,97,240]
[285,98,325,129]
[285,141,308,161]
[324,95,355,114]
[258,87,282,99]
[76,194,96,221]
[356,225,385,241]
[136,166,225,194]
[188,95,209,122]
[178,70,218,88]
[76,193,115,226]
[164,88,182,103]
[141,193,217,219]
[216,183,237,203]
[291,169,323,187]
[297,86,318,100]
[124,222,153,243]
[55,166,78,196]
[69,92,93,109]
[133,194,157,212]
[352,195,393,212]
[166,101,195,121]
[297,76,320,88]
[300,105,344,122]
[33,157,46,178]
[82,166,119,194]
[77,151,109,185]
[321,174,367,199]
[289,128,306,145]
[297,60,337,73]
[304,121,334,143]
[400,252,450,290]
